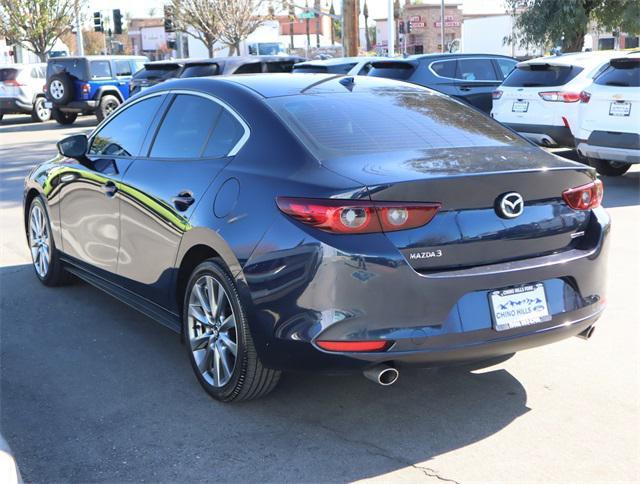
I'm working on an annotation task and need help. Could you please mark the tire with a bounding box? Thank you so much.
[182,259,281,402]
[47,73,74,105]
[31,97,51,122]
[95,95,121,123]
[27,196,70,286]
[588,157,632,176]
[0,112,3,122]
[51,108,77,125]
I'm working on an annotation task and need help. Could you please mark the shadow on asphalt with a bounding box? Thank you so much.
[601,170,640,208]
[0,116,97,133]
[0,264,529,482]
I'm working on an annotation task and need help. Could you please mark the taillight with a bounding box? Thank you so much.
[3,79,25,86]
[42,83,47,92]
[538,91,581,103]
[562,179,603,210]
[81,83,90,94]
[579,91,591,103]
[492,90,503,100]
[276,197,441,234]
[316,340,392,352]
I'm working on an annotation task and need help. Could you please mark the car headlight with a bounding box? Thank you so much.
[0,450,20,484]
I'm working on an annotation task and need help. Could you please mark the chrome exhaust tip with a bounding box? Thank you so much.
[577,325,596,340]
[363,364,399,386]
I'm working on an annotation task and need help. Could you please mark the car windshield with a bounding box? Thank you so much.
[267,90,526,160]
[502,64,583,87]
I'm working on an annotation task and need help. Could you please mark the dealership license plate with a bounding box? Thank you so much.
[490,283,550,331]
[609,101,631,116]
[512,100,529,113]
[44,101,53,109]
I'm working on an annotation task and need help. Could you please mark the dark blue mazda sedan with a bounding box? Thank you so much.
[23,74,609,401]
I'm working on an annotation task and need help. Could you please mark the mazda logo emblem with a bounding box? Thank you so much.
[497,192,524,218]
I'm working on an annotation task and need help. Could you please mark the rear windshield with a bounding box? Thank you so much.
[292,64,328,73]
[180,64,219,78]
[594,60,640,87]
[0,68,18,81]
[47,58,88,80]
[368,62,415,80]
[502,64,583,87]
[134,66,180,80]
[265,61,297,73]
[267,90,525,159]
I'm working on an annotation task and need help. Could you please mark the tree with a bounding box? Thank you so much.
[171,0,220,57]
[506,0,640,53]
[213,0,266,56]
[0,0,78,61]
[363,0,371,52]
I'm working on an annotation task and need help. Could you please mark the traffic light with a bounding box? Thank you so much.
[113,9,123,35]
[93,11,103,32]
[399,21,405,34]
[164,5,175,33]
[407,21,413,33]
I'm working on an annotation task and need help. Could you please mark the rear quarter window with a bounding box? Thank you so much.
[456,59,499,81]
[502,64,583,87]
[430,60,456,78]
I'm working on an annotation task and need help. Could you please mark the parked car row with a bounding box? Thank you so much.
[0,63,51,122]
[492,51,639,176]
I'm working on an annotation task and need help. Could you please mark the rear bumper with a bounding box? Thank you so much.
[0,97,32,113]
[505,122,574,148]
[45,100,97,113]
[243,208,610,372]
[576,140,640,164]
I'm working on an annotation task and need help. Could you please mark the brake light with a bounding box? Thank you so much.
[3,79,25,86]
[492,90,503,100]
[42,83,47,92]
[538,91,581,103]
[562,179,603,210]
[276,197,441,234]
[316,340,392,352]
[579,91,591,103]
[81,83,90,94]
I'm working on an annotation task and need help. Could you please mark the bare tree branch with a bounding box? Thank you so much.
[213,0,266,55]
[171,0,220,57]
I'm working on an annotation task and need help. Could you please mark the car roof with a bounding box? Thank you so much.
[407,53,516,61]
[520,51,622,68]
[49,55,147,62]
[220,73,425,98]
[183,55,305,67]
[295,56,387,66]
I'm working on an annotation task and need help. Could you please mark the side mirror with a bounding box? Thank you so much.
[57,134,88,159]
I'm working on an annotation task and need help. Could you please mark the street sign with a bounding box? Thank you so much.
[298,11,316,19]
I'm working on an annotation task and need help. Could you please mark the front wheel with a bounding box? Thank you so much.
[27,196,69,286]
[95,95,120,123]
[51,109,77,125]
[588,158,632,176]
[183,259,281,402]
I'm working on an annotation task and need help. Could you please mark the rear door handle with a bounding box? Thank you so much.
[100,181,118,197]
[172,191,195,211]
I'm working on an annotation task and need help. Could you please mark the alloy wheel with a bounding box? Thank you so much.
[104,100,119,117]
[29,204,51,278]
[187,275,238,387]
[36,100,50,121]
[50,80,64,100]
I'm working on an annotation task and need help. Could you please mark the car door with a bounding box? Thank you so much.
[117,92,248,306]
[58,94,165,276]
[454,58,502,113]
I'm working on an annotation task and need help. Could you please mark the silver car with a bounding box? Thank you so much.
[0,63,50,123]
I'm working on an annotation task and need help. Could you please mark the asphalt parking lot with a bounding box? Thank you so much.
[1,114,639,483]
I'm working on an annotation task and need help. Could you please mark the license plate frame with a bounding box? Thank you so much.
[512,100,529,113]
[609,101,631,117]
[489,283,551,331]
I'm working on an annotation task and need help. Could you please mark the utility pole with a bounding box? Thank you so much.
[342,0,358,56]
[387,0,394,56]
[305,1,310,53]
[314,0,320,48]
[440,0,445,53]
[75,0,84,56]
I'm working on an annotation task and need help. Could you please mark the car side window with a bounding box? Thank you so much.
[358,63,372,75]
[234,63,263,74]
[115,60,132,77]
[150,94,224,158]
[430,60,456,78]
[455,59,499,81]
[203,109,245,158]
[90,60,112,79]
[89,95,163,157]
[495,59,517,79]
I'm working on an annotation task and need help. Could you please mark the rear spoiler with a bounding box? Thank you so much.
[370,60,417,70]
[610,57,640,69]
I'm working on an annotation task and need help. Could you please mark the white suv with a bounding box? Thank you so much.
[491,52,619,148]
[0,63,50,122]
[575,53,640,176]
